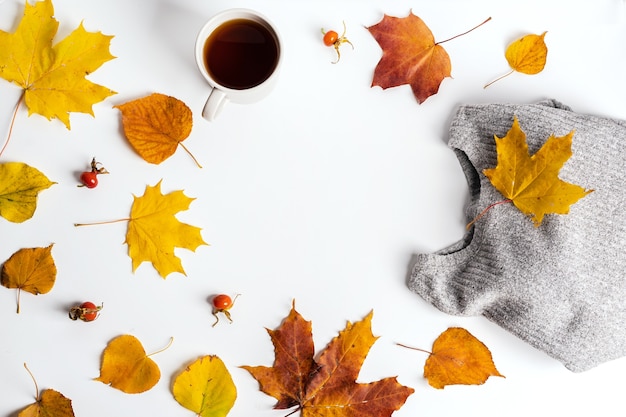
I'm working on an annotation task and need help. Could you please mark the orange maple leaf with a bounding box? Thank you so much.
[367,12,490,104]
[481,116,593,227]
[242,302,414,417]
[399,327,504,389]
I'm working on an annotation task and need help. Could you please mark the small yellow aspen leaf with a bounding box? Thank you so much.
[0,0,116,128]
[482,116,593,227]
[115,93,201,167]
[19,389,75,417]
[484,32,547,88]
[19,363,75,417]
[95,335,170,394]
[1,244,56,313]
[173,355,237,417]
[0,162,55,223]
[399,327,504,389]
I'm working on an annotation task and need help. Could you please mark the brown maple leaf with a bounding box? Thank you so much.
[242,302,414,417]
[367,12,490,104]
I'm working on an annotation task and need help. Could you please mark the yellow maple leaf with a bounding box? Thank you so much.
[483,116,593,227]
[173,355,237,417]
[484,32,547,88]
[74,180,207,278]
[0,162,55,223]
[95,335,169,394]
[0,0,116,128]
[126,180,207,278]
[1,244,57,313]
[115,93,201,167]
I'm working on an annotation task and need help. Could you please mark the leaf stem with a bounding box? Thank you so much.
[284,407,301,417]
[23,363,40,401]
[0,91,24,159]
[437,16,492,45]
[396,342,432,355]
[74,218,131,227]
[484,69,515,89]
[146,337,174,357]
[466,199,512,230]
[16,288,21,314]
[179,142,203,169]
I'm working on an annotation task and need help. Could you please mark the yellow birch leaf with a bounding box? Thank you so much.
[505,32,548,74]
[1,244,56,313]
[483,116,593,226]
[115,93,197,166]
[0,0,116,128]
[484,32,547,88]
[173,355,237,417]
[125,180,208,278]
[19,389,75,417]
[95,335,161,394]
[0,162,55,223]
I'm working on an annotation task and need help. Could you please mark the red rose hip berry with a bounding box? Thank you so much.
[69,301,103,322]
[211,294,240,327]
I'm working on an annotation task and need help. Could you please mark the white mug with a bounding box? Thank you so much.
[194,9,283,121]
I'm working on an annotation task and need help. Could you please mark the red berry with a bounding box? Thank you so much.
[69,301,102,322]
[78,157,109,188]
[211,294,240,327]
[323,30,338,46]
[80,171,98,188]
[212,294,233,310]
[321,22,353,64]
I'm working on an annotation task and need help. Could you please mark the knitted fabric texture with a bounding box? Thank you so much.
[408,100,626,372]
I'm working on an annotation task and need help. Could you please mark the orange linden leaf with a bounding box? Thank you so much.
[115,93,198,166]
[424,327,504,389]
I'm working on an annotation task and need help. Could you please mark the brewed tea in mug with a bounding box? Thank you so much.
[203,18,279,90]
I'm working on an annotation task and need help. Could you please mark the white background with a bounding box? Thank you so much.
[1,0,625,416]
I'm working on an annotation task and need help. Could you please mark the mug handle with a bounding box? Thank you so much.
[202,88,229,121]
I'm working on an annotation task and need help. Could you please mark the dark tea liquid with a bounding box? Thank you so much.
[203,19,279,90]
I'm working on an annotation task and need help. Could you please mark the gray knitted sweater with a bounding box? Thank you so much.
[409,100,626,372]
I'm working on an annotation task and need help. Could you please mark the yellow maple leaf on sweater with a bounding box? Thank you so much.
[483,116,593,226]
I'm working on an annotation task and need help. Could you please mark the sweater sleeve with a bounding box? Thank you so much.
[408,100,626,372]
